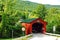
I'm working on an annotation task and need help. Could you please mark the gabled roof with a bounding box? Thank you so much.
[20,18,47,24]
[20,18,37,23]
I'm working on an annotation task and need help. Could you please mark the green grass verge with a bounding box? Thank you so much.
[0,37,28,40]
[0,39,12,40]
[0,38,27,40]
[0,34,32,40]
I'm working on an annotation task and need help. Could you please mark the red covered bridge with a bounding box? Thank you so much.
[21,18,47,35]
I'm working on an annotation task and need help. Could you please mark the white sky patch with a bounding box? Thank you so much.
[28,0,60,5]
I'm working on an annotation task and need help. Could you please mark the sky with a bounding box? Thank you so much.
[27,0,60,5]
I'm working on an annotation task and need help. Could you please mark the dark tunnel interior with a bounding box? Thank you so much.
[32,22,43,33]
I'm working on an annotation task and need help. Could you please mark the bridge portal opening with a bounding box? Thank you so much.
[32,22,43,33]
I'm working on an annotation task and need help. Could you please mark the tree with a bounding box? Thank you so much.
[32,4,46,19]
[45,8,60,33]
[0,0,23,38]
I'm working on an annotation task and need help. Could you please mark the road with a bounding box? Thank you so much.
[29,33,60,40]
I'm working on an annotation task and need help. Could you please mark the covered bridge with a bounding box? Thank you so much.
[21,18,47,35]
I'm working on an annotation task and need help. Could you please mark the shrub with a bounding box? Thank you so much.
[55,25,60,34]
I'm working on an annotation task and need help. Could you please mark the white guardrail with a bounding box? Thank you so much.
[46,33,60,37]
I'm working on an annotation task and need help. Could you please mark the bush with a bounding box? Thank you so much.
[47,24,60,34]
[55,25,60,34]
[46,26,53,33]
[46,24,53,33]
[0,12,23,38]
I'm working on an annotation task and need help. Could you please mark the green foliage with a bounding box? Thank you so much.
[45,7,60,33]
[34,5,46,19]
[0,0,60,38]
[0,0,46,38]
[0,4,4,11]
[0,0,23,38]
[46,24,53,33]
[56,25,60,34]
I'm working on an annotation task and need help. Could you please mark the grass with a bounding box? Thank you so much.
[0,37,28,40]
[0,35,27,40]
[0,39,12,40]
[0,34,32,40]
